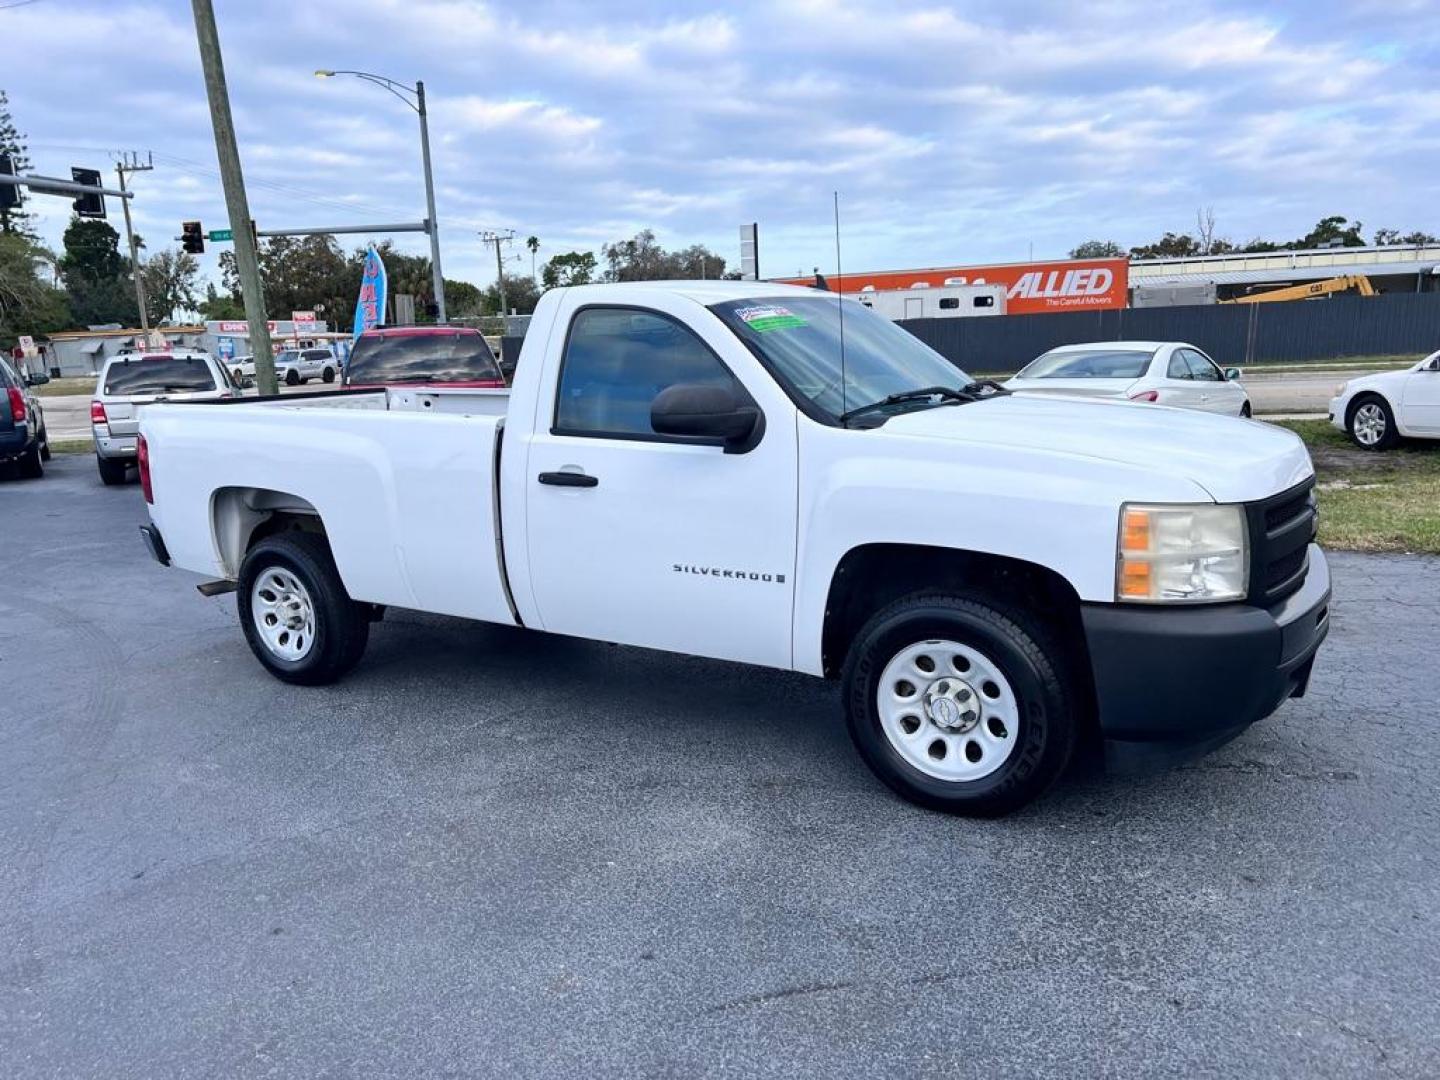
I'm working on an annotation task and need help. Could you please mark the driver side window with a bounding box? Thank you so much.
[1183,349,1224,382]
[554,307,745,439]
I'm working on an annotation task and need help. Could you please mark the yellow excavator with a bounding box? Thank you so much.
[1221,274,1376,304]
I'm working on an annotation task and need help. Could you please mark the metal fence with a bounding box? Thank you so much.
[899,292,1440,373]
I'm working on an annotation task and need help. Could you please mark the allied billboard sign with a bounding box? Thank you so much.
[778,257,1129,315]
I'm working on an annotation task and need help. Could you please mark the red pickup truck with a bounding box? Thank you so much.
[343,325,506,388]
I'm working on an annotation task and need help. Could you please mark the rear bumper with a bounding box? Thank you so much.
[0,427,33,459]
[1082,545,1331,772]
[95,433,138,459]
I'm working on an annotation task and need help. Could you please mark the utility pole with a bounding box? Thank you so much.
[115,151,154,335]
[480,229,515,321]
[190,0,276,395]
[415,81,446,323]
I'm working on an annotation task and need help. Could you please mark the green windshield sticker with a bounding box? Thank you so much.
[736,305,807,333]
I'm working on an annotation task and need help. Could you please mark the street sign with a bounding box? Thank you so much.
[209,228,233,242]
[291,310,316,323]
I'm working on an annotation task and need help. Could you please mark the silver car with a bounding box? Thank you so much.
[92,350,237,485]
[1006,341,1251,417]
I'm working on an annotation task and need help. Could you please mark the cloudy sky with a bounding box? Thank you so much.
[4,0,1438,293]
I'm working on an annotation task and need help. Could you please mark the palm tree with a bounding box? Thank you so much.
[526,235,540,282]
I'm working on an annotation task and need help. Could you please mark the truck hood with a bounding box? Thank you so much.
[880,394,1311,503]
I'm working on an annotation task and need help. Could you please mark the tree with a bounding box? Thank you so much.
[140,248,201,324]
[1374,227,1437,246]
[443,278,486,317]
[1293,215,1364,249]
[59,217,137,326]
[483,274,541,316]
[541,250,597,288]
[219,234,353,324]
[198,282,243,321]
[1129,232,1202,260]
[525,235,540,281]
[1069,240,1124,259]
[0,233,69,347]
[0,90,34,238]
[601,229,729,281]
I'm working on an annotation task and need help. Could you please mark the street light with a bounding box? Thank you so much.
[315,68,447,322]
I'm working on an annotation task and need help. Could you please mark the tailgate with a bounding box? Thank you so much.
[108,391,227,435]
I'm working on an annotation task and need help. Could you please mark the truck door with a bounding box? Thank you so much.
[521,300,798,669]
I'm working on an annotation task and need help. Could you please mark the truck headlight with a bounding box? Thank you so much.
[1116,504,1248,603]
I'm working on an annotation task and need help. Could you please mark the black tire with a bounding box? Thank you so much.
[285,369,300,386]
[39,425,51,461]
[1240,401,1252,418]
[237,532,370,685]
[1347,393,1398,451]
[17,441,43,479]
[97,455,128,485]
[321,367,335,383]
[842,592,1077,816]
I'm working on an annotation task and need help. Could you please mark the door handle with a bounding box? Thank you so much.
[538,470,598,488]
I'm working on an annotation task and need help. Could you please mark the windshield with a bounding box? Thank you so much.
[103,356,216,396]
[345,332,501,385]
[1016,349,1153,380]
[709,296,971,422]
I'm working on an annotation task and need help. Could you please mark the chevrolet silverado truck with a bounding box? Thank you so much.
[136,281,1330,815]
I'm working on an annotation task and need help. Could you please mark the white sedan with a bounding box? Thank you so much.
[1330,349,1440,450]
[1006,341,1251,417]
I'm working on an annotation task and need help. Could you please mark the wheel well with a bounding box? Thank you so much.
[820,544,1090,682]
[1346,391,1387,425]
[212,487,327,578]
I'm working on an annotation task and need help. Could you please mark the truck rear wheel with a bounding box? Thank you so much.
[238,532,370,685]
[97,455,127,485]
[842,593,1076,816]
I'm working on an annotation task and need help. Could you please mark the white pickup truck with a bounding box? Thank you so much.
[137,281,1330,815]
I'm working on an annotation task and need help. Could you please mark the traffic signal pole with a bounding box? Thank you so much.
[190,0,276,395]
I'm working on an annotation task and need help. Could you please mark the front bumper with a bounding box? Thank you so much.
[1082,544,1331,772]
[95,433,138,460]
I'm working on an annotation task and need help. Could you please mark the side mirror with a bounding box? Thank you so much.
[26,373,50,387]
[651,382,761,452]
[1224,367,1242,381]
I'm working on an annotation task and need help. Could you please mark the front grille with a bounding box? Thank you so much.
[1245,477,1317,606]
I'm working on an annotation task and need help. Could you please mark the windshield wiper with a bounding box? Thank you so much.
[838,382,1006,426]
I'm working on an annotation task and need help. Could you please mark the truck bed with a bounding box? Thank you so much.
[141,389,517,626]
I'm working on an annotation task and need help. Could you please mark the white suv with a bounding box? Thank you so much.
[92,350,237,485]
[275,347,340,386]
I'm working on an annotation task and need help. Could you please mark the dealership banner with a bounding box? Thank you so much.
[778,257,1129,315]
[353,244,388,338]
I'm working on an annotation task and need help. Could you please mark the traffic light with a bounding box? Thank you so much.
[181,221,205,255]
[71,167,105,218]
[1,154,22,212]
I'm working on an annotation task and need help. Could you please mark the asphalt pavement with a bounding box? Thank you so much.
[3,454,1438,1078]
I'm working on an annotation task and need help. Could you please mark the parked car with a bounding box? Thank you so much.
[275,347,340,387]
[343,326,505,388]
[1007,341,1251,416]
[0,356,50,479]
[92,349,237,485]
[138,282,1328,816]
[1329,348,1440,450]
[229,354,255,386]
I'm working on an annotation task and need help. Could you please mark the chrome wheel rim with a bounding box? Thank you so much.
[250,567,316,661]
[1353,403,1386,446]
[876,638,1020,782]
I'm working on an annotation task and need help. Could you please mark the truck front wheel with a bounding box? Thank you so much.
[238,532,370,685]
[842,593,1076,816]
